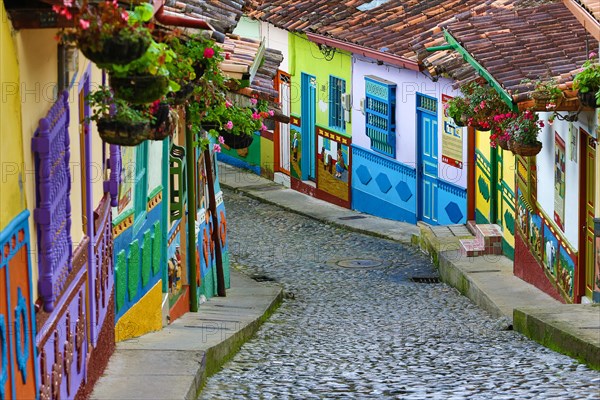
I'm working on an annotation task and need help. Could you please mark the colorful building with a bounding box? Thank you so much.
[416,2,598,303]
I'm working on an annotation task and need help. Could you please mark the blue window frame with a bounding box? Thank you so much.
[364,75,396,158]
[329,76,346,132]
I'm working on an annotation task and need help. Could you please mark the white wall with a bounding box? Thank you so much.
[536,110,598,250]
[351,56,466,188]
[147,140,163,193]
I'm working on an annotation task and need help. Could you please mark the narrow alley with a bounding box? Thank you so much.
[200,189,600,399]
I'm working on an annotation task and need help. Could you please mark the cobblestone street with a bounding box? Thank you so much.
[201,189,600,399]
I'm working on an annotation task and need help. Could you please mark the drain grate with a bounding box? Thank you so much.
[409,277,441,284]
[338,215,367,220]
[336,259,383,269]
[251,274,276,282]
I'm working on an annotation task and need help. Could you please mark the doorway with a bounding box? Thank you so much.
[417,94,438,225]
[301,72,316,181]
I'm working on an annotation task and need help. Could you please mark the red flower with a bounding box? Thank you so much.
[203,48,215,59]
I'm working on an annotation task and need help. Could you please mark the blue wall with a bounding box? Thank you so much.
[351,145,417,223]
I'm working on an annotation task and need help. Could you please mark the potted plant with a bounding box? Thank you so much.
[53,1,153,66]
[573,53,600,108]
[489,112,518,151]
[107,39,180,104]
[444,96,471,127]
[459,81,511,131]
[148,101,175,141]
[199,97,270,149]
[523,78,564,110]
[502,110,545,156]
[87,86,154,146]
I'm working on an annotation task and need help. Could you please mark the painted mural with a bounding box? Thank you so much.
[290,119,302,180]
[317,127,350,202]
[441,95,464,169]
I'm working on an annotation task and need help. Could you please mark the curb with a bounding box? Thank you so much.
[513,308,600,371]
[194,287,284,398]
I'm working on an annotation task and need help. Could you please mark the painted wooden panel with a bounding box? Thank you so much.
[32,91,73,312]
[37,242,89,400]
[0,211,37,400]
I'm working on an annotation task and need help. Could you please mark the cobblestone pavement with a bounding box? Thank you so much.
[201,189,600,400]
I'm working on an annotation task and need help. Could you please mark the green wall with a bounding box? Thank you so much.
[289,34,353,135]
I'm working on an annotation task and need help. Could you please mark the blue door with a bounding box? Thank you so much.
[301,73,316,181]
[417,94,438,225]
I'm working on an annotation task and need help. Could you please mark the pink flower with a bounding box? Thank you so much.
[590,51,598,59]
[218,136,225,144]
[268,110,274,117]
[63,0,73,6]
[225,121,233,130]
[121,11,129,21]
[250,98,258,105]
[251,112,260,120]
[261,124,267,131]
[538,121,545,128]
[79,19,90,30]
[225,100,232,108]
[203,48,215,59]
[479,100,486,109]
[213,144,221,153]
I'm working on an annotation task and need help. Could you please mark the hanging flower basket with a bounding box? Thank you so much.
[97,119,150,146]
[169,82,195,105]
[109,74,170,104]
[452,115,467,127]
[511,141,542,157]
[148,103,175,141]
[578,91,599,108]
[496,137,511,151]
[531,92,563,110]
[80,31,150,66]
[219,130,255,149]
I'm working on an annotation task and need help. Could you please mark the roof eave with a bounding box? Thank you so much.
[305,32,419,71]
[563,0,600,41]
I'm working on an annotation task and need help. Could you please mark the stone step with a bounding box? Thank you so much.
[459,238,485,257]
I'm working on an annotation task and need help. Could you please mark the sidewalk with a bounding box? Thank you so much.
[91,270,282,400]
[218,162,599,370]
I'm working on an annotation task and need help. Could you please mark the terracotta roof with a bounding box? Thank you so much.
[413,2,593,104]
[244,0,558,61]
[164,0,247,34]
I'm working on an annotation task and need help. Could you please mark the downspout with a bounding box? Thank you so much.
[185,108,199,312]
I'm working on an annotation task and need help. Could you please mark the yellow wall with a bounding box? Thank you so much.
[0,3,26,230]
[115,280,163,342]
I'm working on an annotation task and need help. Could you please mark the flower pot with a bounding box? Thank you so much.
[452,116,467,127]
[219,130,254,149]
[169,82,195,105]
[496,138,511,151]
[148,103,174,141]
[511,141,542,157]
[193,64,207,80]
[578,91,599,108]
[109,74,170,104]
[97,118,150,146]
[79,31,150,66]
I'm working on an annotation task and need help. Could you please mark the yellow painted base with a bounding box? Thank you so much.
[115,280,163,342]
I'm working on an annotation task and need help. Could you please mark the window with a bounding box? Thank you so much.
[329,76,346,132]
[133,141,149,232]
[364,75,396,158]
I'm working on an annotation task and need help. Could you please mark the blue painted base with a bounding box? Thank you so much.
[352,189,417,224]
[217,153,261,176]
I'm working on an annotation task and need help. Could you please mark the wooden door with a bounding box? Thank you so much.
[579,129,596,299]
